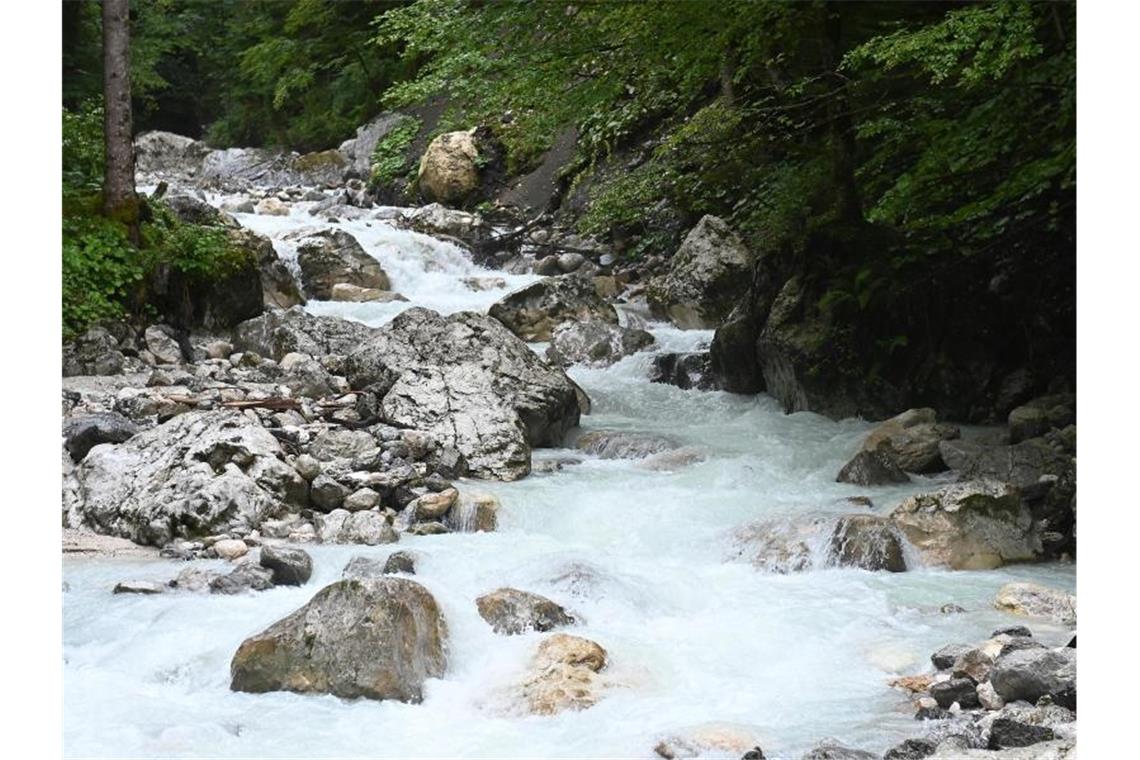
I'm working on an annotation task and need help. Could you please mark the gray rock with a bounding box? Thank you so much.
[341,556,387,580]
[835,448,910,486]
[309,429,379,461]
[476,588,575,635]
[229,578,447,702]
[209,564,275,594]
[344,488,382,512]
[890,480,1040,570]
[646,215,753,329]
[259,545,313,586]
[488,274,618,341]
[800,741,877,759]
[574,429,678,460]
[938,439,1070,495]
[62,326,126,376]
[339,112,419,178]
[66,411,292,546]
[344,307,583,480]
[145,325,183,364]
[279,352,337,398]
[382,550,418,575]
[930,677,981,709]
[933,644,973,671]
[309,474,348,511]
[545,320,655,368]
[557,252,586,272]
[826,514,906,572]
[63,412,139,461]
[1008,394,1075,444]
[134,131,211,175]
[990,648,1076,706]
[316,509,398,545]
[993,582,1076,626]
[404,203,492,249]
[233,306,375,362]
[648,352,719,391]
[860,408,960,473]
[289,229,390,300]
[988,719,1054,750]
[293,454,321,481]
[113,580,166,595]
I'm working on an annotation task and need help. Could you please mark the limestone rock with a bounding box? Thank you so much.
[489,274,618,341]
[476,588,575,635]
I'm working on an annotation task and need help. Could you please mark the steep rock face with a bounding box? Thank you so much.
[417,130,480,205]
[339,112,420,178]
[230,578,447,702]
[889,480,1041,570]
[65,411,301,546]
[345,308,583,480]
[489,274,618,342]
[232,306,375,361]
[289,229,390,300]
[646,215,754,329]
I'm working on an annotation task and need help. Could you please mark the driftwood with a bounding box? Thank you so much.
[160,395,303,412]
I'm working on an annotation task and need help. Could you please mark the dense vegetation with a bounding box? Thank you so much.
[63,0,1074,396]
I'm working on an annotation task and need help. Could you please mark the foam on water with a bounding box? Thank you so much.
[63,199,1075,759]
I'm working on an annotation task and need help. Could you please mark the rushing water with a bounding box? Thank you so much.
[63,196,1075,759]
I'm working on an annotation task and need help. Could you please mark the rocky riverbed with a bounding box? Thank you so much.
[62,132,1075,759]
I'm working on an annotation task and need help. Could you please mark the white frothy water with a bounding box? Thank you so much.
[63,199,1075,759]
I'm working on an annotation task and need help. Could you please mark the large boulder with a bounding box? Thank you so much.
[199,146,349,189]
[315,509,398,545]
[545,320,655,368]
[835,448,910,486]
[65,411,302,546]
[227,227,305,310]
[647,216,753,329]
[259,545,313,586]
[518,634,609,715]
[476,588,575,635]
[1008,394,1075,444]
[649,352,719,391]
[230,578,447,702]
[939,438,1071,495]
[826,514,907,572]
[889,481,1041,570]
[860,408,960,473]
[289,229,390,300]
[489,274,618,342]
[62,412,139,461]
[62,326,127,377]
[989,647,1076,707]
[232,307,375,361]
[134,131,211,176]
[344,307,583,480]
[993,582,1076,626]
[417,129,480,205]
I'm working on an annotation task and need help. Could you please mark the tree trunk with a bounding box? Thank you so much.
[102,0,138,242]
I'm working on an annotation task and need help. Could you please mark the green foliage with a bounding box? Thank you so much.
[369,116,421,189]
[62,101,105,194]
[62,208,146,338]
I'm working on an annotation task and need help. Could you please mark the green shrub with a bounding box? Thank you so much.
[368,116,421,190]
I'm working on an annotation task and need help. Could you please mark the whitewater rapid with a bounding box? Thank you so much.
[63,198,1075,759]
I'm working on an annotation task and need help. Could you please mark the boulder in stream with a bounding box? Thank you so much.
[826,514,907,572]
[259,545,313,586]
[488,274,618,341]
[545,320,655,368]
[993,582,1076,626]
[230,577,447,702]
[290,229,390,300]
[476,588,575,635]
[574,429,678,460]
[835,448,910,486]
[860,408,960,474]
[517,633,609,715]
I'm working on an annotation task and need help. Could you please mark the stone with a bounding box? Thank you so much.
[382,551,417,575]
[316,509,398,545]
[860,409,960,473]
[977,681,1005,711]
[329,283,407,303]
[405,203,493,249]
[988,718,1055,750]
[290,229,390,300]
[932,644,973,671]
[344,307,583,480]
[409,487,458,519]
[827,515,906,572]
[989,648,1076,706]
[65,411,295,546]
[889,480,1040,570]
[1008,394,1075,444]
[209,564,276,594]
[992,625,1033,638]
[993,582,1076,626]
[417,129,480,204]
[255,197,290,216]
[259,545,313,586]
[212,538,249,561]
[646,215,753,329]
[229,578,447,702]
[648,352,718,391]
[730,516,830,574]
[545,320,655,368]
[574,429,678,460]
[938,439,1070,494]
[145,325,183,364]
[309,429,379,461]
[343,488,382,512]
[233,306,375,361]
[476,588,575,635]
[134,130,211,175]
[63,412,139,461]
[62,326,126,376]
[883,738,937,759]
[310,474,348,511]
[293,454,321,481]
[930,678,981,709]
[799,742,878,759]
[339,112,419,178]
[488,274,618,341]
[444,491,500,533]
[407,521,449,536]
[113,580,166,595]
[519,634,608,715]
[835,448,910,486]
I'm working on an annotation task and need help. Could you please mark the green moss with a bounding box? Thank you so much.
[368,116,421,191]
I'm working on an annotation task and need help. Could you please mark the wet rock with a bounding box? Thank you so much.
[407,521,449,536]
[229,577,447,702]
[574,429,678,460]
[730,516,829,574]
[489,274,618,341]
[113,580,166,595]
[259,545,313,586]
[638,446,707,472]
[930,677,981,709]
[992,625,1033,638]
[444,491,500,533]
[545,320,655,368]
[344,307,583,480]
[476,588,575,635]
[826,514,906,572]
[316,509,398,545]
[929,740,1075,759]
[989,648,1076,707]
[938,439,1070,496]
[883,738,937,759]
[210,564,275,594]
[652,723,768,759]
[799,741,877,759]
[889,480,1040,570]
[63,412,139,461]
[290,229,390,300]
[518,633,608,715]
[417,129,480,205]
[993,582,1076,626]
[988,718,1055,750]
[66,411,291,546]
[860,409,960,473]
[408,487,458,520]
[341,556,387,580]
[932,644,973,671]
[648,352,718,391]
[646,215,753,329]
[233,306,375,361]
[835,448,910,486]
[383,550,418,575]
